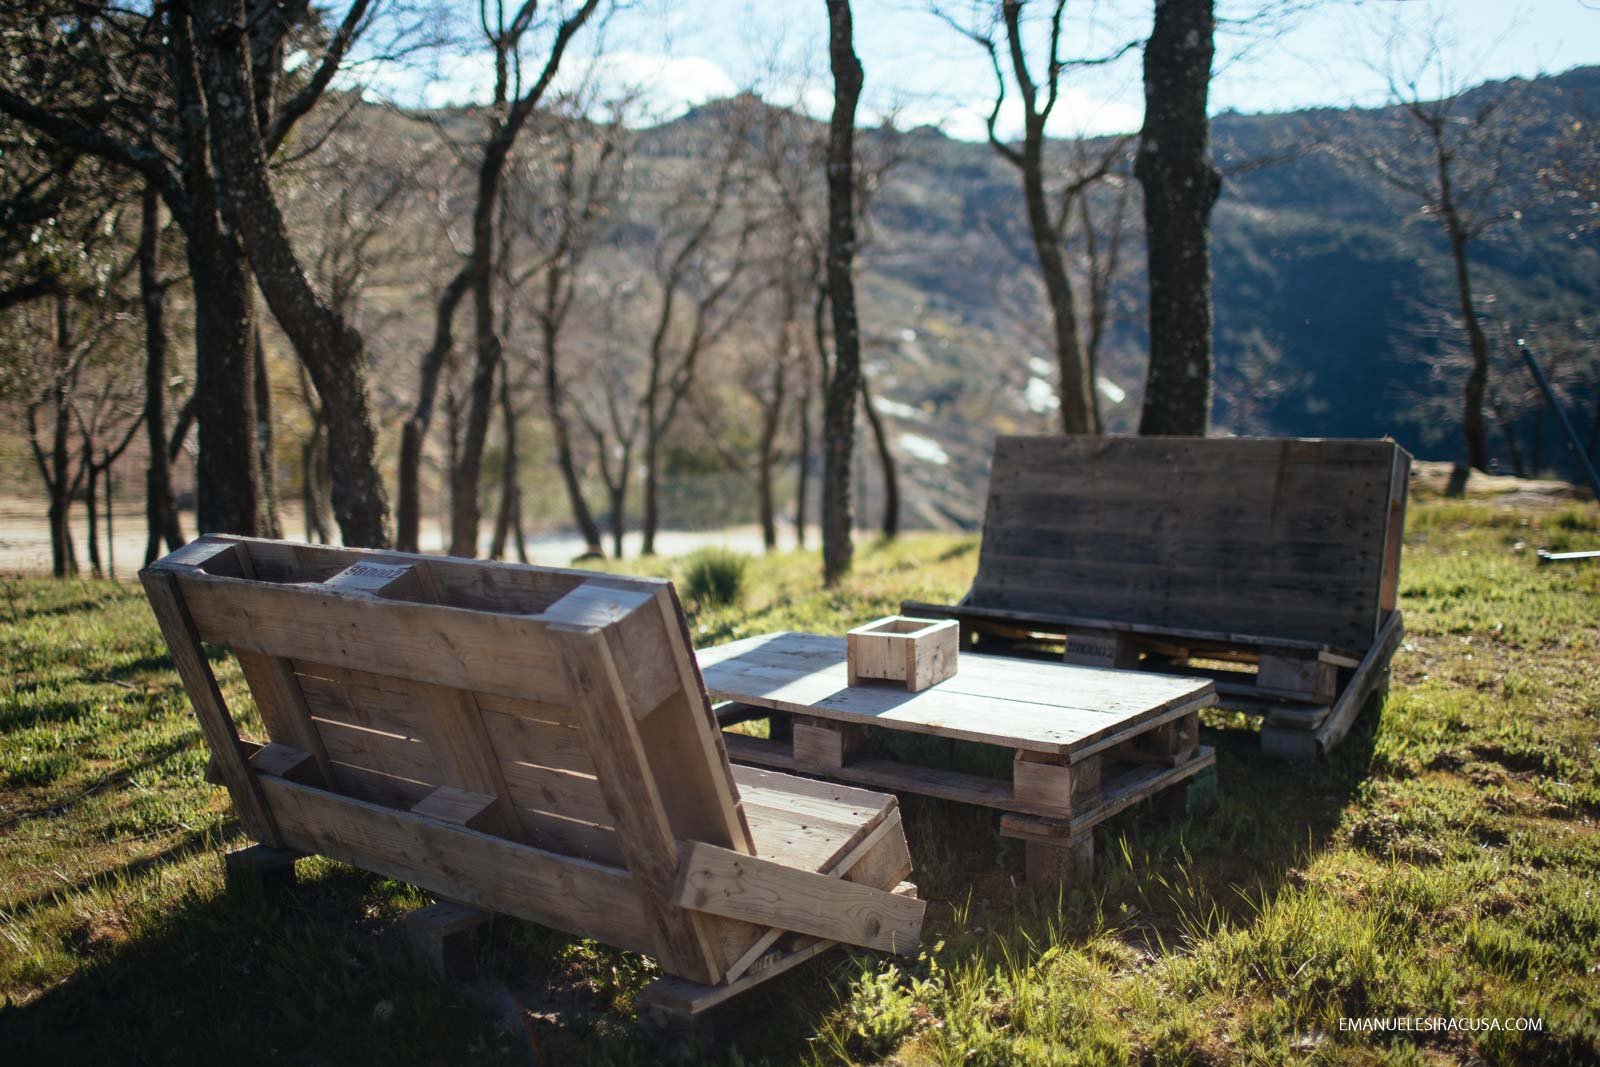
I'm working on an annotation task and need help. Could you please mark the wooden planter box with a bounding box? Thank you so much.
[846,616,959,692]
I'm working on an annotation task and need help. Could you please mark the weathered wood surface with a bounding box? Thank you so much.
[999,746,1217,841]
[698,632,1213,755]
[143,536,923,1011]
[967,435,1410,651]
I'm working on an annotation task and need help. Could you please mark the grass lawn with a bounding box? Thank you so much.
[3,492,1599,1065]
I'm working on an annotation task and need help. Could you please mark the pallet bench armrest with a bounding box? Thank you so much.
[673,841,925,956]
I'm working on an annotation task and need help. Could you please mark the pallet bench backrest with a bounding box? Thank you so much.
[141,536,761,984]
[975,435,1411,652]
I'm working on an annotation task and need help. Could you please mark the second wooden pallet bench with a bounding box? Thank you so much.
[906,434,1411,760]
[698,632,1217,882]
[141,537,924,1027]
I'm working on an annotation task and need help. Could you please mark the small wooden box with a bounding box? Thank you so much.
[847,616,959,692]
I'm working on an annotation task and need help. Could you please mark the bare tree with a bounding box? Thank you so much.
[1136,0,1222,436]
[499,99,631,558]
[0,1,389,536]
[940,1,1136,433]
[822,0,864,584]
[137,183,187,563]
[1340,41,1534,471]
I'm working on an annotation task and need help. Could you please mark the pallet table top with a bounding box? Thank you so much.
[697,632,1215,757]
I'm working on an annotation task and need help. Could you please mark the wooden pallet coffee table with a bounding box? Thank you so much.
[698,632,1218,881]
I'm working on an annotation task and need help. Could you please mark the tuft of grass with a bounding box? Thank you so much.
[679,547,749,609]
[3,496,1600,1064]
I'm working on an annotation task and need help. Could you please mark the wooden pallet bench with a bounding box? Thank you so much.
[142,536,924,1026]
[905,435,1411,760]
[698,632,1218,883]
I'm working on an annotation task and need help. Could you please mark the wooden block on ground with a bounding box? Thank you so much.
[223,844,300,897]
[405,900,490,980]
[1260,724,1321,762]
[1061,630,1139,669]
[847,617,959,692]
[1023,834,1095,884]
[792,718,869,770]
[1012,751,1100,817]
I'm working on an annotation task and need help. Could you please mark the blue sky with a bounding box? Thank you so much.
[364,0,1600,137]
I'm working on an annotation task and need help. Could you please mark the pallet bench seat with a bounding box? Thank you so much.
[142,536,923,1024]
[698,632,1218,882]
[905,435,1411,759]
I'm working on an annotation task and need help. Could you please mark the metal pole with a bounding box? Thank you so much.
[1516,338,1600,503]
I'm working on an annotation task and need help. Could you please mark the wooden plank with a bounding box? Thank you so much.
[498,758,614,826]
[673,841,924,956]
[901,599,1346,656]
[1012,752,1100,818]
[554,625,725,984]
[172,570,572,706]
[1314,611,1404,755]
[249,742,319,784]
[407,680,521,840]
[638,937,837,1020]
[1256,652,1339,702]
[235,651,336,786]
[141,569,281,847]
[328,761,433,808]
[724,812,907,983]
[479,706,595,777]
[257,775,655,955]
[722,733,1024,813]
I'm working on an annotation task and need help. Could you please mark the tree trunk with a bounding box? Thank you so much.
[822,0,864,585]
[84,449,101,578]
[252,325,282,538]
[397,264,470,552]
[640,433,661,557]
[1490,393,1524,476]
[489,365,521,561]
[794,377,812,549]
[541,317,604,556]
[859,375,899,540]
[1015,127,1091,433]
[184,182,262,536]
[141,183,184,563]
[196,0,390,547]
[1445,224,1491,471]
[1135,0,1221,437]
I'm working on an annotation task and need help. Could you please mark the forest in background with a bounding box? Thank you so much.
[3,3,1597,576]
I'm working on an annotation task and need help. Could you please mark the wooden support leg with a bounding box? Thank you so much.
[1259,724,1320,762]
[792,717,869,770]
[1024,834,1095,884]
[1013,751,1101,817]
[405,901,490,981]
[223,844,299,898]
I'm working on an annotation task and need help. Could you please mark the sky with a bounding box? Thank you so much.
[360,0,1600,139]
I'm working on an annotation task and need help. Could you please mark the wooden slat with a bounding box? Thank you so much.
[723,733,1019,811]
[674,841,924,956]
[554,625,726,984]
[479,706,595,776]
[1315,611,1404,754]
[172,570,572,706]
[258,775,655,954]
[141,569,281,846]
[235,651,336,785]
[498,758,614,826]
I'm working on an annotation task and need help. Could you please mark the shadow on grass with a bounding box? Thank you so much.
[0,852,851,1067]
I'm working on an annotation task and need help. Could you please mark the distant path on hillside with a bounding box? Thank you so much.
[0,498,817,573]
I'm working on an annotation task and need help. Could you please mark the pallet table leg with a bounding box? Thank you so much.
[223,844,300,898]
[404,901,491,980]
[792,717,869,770]
[1023,834,1095,884]
[1259,724,1320,762]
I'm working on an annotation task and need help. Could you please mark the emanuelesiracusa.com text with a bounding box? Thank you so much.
[1340,1017,1544,1033]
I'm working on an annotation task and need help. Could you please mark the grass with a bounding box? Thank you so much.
[2,496,1599,1064]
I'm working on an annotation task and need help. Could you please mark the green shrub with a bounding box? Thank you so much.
[680,548,747,608]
